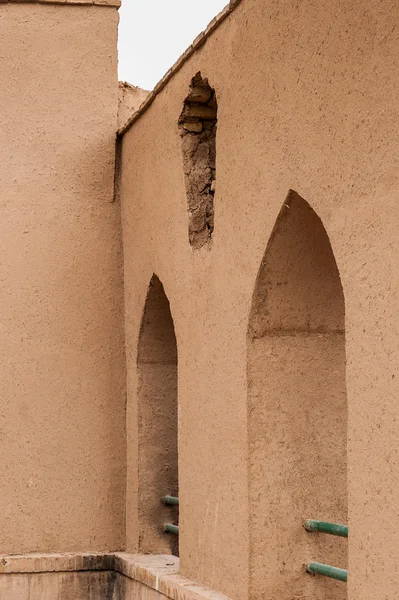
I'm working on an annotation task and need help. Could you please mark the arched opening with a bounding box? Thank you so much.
[137,275,178,556]
[179,72,217,250]
[247,191,347,599]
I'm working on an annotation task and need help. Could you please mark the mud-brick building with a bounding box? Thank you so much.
[0,0,398,599]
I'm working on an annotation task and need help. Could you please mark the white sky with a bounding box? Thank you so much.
[118,0,228,91]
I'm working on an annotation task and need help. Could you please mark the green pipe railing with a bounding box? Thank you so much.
[304,520,348,538]
[305,519,348,582]
[162,495,179,506]
[306,562,348,582]
[164,523,179,535]
[162,495,179,536]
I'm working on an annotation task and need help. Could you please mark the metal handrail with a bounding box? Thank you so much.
[306,562,347,582]
[162,495,179,506]
[164,523,179,535]
[305,518,348,582]
[304,519,348,538]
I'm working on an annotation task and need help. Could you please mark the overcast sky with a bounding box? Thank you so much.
[118,0,227,91]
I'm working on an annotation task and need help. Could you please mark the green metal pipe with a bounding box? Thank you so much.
[162,496,179,506]
[164,523,179,535]
[304,520,348,538]
[306,562,348,582]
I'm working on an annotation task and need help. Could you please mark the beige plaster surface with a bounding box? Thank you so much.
[120,0,399,599]
[0,3,125,552]
[118,83,149,132]
[0,1,120,6]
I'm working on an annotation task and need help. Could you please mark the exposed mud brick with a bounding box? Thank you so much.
[186,86,212,104]
[183,121,203,133]
[179,72,217,249]
[183,103,217,120]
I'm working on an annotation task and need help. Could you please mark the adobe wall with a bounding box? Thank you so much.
[118,83,149,132]
[0,2,125,552]
[119,1,399,599]
[0,572,167,600]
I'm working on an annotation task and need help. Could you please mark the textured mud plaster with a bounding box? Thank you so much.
[0,0,121,5]
[115,84,149,202]
[0,2,124,553]
[137,276,179,556]
[179,73,217,249]
[120,0,399,598]
[248,192,347,600]
[118,82,149,132]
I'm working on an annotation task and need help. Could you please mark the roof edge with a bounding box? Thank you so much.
[118,0,242,137]
[2,1,120,7]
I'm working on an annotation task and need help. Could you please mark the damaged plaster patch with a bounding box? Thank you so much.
[179,73,217,250]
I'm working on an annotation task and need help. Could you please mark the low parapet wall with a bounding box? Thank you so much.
[0,553,233,600]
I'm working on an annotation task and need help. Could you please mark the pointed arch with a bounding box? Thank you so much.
[247,191,347,599]
[137,274,178,556]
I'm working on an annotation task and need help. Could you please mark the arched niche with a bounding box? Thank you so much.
[137,275,178,556]
[247,191,347,599]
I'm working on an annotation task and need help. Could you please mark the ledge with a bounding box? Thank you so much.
[118,0,242,137]
[0,0,121,7]
[0,552,233,600]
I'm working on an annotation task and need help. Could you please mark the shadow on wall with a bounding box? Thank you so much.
[247,191,347,600]
[179,72,217,250]
[137,275,179,556]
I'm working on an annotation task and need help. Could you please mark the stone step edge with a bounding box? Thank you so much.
[0,1,120,8]
[0,552,233,600]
